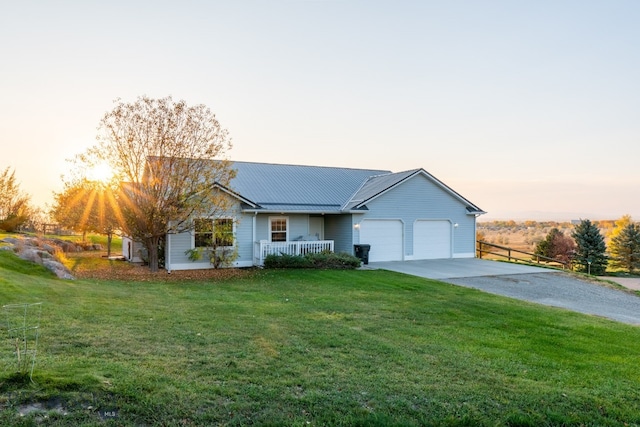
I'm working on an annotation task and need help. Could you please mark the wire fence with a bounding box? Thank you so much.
[2,302,43,381]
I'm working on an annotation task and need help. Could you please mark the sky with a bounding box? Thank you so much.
[1,0,639,221]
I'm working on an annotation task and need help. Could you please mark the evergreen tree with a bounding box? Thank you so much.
[534,229,556,258]
[571,219,607,275]
[609,223,640,273]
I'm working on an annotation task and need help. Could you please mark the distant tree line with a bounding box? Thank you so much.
[0,167,39,233]
[479,215,640,275]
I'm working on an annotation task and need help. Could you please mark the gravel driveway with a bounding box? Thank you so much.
[368,259,640,326]
[445,272,640,326]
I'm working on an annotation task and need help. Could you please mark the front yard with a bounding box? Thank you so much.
[0,250,639,426]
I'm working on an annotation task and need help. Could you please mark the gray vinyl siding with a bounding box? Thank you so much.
[255,214,313,241]
[255,215,269,241]
[167,201,254,269]
[234,212,254,265]
[325,214,353,254]
[168,231,196,266]
[289,216,314,241]
[361,174,476,257]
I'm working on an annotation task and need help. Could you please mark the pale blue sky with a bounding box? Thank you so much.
[2,1,639,220]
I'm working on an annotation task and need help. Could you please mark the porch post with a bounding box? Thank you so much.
[252,212,257,266]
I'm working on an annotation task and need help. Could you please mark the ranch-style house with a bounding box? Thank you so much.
[122,160,485,270]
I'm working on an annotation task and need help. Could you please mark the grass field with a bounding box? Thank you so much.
[1,249,640,426]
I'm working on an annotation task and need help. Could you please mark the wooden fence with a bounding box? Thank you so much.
[476,240,571,270]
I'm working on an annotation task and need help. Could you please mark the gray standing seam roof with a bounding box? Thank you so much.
[225,161,484,214]
[230,161,391,213]
[143,157,484,213]
[343,169,421,210]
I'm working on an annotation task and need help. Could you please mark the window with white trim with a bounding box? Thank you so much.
[270,217,288,242]
[194,218,234,248]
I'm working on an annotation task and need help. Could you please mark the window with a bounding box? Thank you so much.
[270,217,288,242]
[194,218,234,248]
[214,218,234,247]
[194,218,213,248]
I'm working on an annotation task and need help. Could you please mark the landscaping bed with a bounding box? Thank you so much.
[69,254,253,282]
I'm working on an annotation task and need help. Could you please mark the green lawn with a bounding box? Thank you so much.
[1,251,640,426]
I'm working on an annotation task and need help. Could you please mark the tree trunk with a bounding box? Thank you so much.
[106,232,113,258]
[145,235,161,272]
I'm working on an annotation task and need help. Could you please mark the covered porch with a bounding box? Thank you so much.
[254,240,334,266]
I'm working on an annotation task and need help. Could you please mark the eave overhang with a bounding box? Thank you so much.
[466,206,487,216]
[241,203,343,215]
[214,183,260,208]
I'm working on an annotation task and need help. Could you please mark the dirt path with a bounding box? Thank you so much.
[603,277,640,291]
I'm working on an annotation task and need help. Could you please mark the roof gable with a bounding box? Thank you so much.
[344,168,484,214]
[342,169,420,210]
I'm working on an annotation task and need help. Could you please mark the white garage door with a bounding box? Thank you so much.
[359,220,403,262]
[413,220,451,259]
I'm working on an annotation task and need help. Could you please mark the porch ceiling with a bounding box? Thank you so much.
[242,203,342,213]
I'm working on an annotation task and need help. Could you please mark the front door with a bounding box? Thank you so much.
[309,216,324,240]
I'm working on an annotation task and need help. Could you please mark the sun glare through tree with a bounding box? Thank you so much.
[87,162,114,184]
[51,178,124,257]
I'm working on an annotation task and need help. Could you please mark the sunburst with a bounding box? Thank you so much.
[87,162,114,184]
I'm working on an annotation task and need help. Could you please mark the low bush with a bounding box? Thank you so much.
[264,253,311,269]
[264,251,361,269]
[307,251,362,269]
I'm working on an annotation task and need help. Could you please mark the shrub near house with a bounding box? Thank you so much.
[264,252,361,269]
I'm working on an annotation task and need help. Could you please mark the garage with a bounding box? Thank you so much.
[359,220,403,262]
[413,220,451,259]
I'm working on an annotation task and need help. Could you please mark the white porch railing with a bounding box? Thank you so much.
[255,240,334,266]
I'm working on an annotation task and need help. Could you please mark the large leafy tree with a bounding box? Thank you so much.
[534,228,575,264]
[609,222,640,273]
[51,178,121,257]
[571,219,607,275]
[0,167,32,232]
[82,96,235,272]
[608,214,633,241]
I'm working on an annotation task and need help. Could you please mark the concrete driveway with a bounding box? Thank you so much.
[368,258,554,280]
[367,258,640,325]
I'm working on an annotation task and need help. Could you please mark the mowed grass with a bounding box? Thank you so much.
[0,251,640,426]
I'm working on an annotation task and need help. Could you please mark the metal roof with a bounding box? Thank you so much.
[343,169,421,210]
[142,157,484,214]
[230,161,390,213]
[216,160,483,214]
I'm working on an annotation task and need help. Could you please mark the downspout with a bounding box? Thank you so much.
[166,230,171,273]
[252,212,257,266]
[474,214,479,259]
